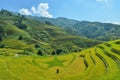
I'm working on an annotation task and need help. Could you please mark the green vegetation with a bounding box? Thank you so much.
[71,21,120,41]
[1,9,120,80]
[0,9,100,55]
[29,16,79,28]
[33,17,120,41]
[0,39,120,80]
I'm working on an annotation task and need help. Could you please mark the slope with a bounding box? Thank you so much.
[0,39,120,80]
[32,16,120,41]
[0,9,100,55]
[28,16,79,28]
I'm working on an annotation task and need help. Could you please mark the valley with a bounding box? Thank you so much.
[0,9,120,80]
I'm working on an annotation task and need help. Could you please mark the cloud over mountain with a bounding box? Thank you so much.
[31,3,53,18]
[19,3,53,18]
[19,8,32,15]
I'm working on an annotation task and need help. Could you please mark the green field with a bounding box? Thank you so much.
[0,40,120,80]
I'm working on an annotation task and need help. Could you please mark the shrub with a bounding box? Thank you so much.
[56,49,63,55]
[0,44,4,48]
[14,22,27,29]
[104,43,112,47]
[52,51,56,55]
[37,50,43,56]
[0,9,12,16]
[97,45,105,50]
[115,41,120,44]
[0,24,5,37]
[0,36,2,41]
[45,21,53,25]
[18,35,23,40]
[35,44,40,48]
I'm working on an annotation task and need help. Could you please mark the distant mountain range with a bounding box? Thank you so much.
[28,16,120,41]
[28,16,79,28]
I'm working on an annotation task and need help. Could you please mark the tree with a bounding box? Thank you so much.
[21,15,26,20]
[14,22,27,29]
[0,44,4,48]
[18,35,23,40]
[35,44,40,48]
[0,24,4,36]
[0,36,2,41]
[37,50,43,56]
[52,51,56,55]
[45,21,53,25]
[56,49,63,55]
[0,9,12,16]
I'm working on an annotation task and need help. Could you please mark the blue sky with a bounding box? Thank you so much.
[0,0,120,24]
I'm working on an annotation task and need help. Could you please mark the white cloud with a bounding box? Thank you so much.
[31,3,53,18]
[19,3,53,18]
[106,21,120,25]
[31,6,37,13]
[19,8,32,15]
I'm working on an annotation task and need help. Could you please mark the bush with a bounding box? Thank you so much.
[18,35,23,40]
[104,43,112,47]
[56,49,63,55]
[52,51,56,55]
[0,36,2,41]
[14,22,27,29]
[0,44,4,48]
[0,9,12,16]
[37,50,43,56]
[35,44,40,48]
[115,41,120,44]
[45,21,53,25]
[0,24,5,37]
[97,45,105,50]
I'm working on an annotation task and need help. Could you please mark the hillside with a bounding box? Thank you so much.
[32,17,120,41]
[0,9,100,55]
[71,21,120,41]
[28,16,79,28]
[0,0,120,80]
[0,39,120,80]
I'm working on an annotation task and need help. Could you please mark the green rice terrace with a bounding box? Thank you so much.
[0,9,120,80]
[0,40,120,80]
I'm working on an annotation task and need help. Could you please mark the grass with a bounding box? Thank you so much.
[1,40,120,80]
[4,22,30,38]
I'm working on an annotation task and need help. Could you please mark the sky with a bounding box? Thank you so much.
[0,0,120,24]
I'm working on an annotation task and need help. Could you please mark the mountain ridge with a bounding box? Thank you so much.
[29,16,120,41]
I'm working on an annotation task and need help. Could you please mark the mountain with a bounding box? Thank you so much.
[71,21,120,41]
[28,16,79,28]
[0,9,100,55]
[31,16,120,41]
[1,9,120,80]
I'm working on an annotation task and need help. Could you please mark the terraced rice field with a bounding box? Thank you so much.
[0,40,120,80]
